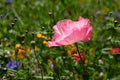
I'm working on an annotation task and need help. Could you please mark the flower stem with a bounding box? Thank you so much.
[32,34,44,80]
[75,43,85,76]
[75,43,84,65]
[33,49,44,80]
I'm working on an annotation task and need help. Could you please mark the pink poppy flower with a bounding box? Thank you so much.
[48,16,92,47]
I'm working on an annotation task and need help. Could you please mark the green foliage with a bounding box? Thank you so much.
[0,0,120,79]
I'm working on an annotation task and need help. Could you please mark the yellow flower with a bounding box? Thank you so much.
[11,53,15,60]
[18,48,26,54]
[67,48,78,57]
[37,33,47,39]
[25,47,31,54]
[43,40,48,45]
[18,52,25,59]
[15,44,21,50]
[11,46,31,60]
[41,35,47,39]
[37,33,42,38]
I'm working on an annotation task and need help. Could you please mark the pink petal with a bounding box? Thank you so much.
[47,16,92,47]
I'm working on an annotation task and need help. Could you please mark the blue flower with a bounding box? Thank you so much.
[113,10,120,19]
[6,60,20,70]
[0,15,5,20]
[6,0,13,4]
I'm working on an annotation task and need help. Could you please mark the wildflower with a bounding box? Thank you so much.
[11,53,16,60]
[113,10,120,19]
[68,48,77,57]
[43,40,48,45]
[68,48,87,57]
[18,47,30,59]
[99,72,104,77]
[74,56,85,62]
[15,44,21,51]
[17,48,26,59]
[6,60,20,70]
[37,33,47,39]
[5,0,13,4]
[68,48,86,62]
[0,15,5,20]
[48,16,92,47]
[11,45,30,59]
[109,47,120,54]
[37,33,42,38]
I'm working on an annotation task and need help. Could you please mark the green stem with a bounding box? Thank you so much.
[75,43,85,74]
[32,34,44,80]
[75,43,84,64]
[33,49,44,80]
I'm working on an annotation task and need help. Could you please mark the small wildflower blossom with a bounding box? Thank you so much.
[99,72,104,77]
[37,33,42,38]
[15,44,21,51]
[74,56,85,62]
[113,10,120,19]
[18,47,30,59]
[68,48,77,57]
[11,53,15,60]
[41,35,47,39]
[6,0,13,4]
[6,60,20,70]
[0,15,5,20]
[37,33,47,39]
[109,47,120,54]
[11,44,30,60]
[68,48,86,62]
[43,40,48,45]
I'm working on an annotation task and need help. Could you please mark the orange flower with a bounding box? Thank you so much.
[18,52,25,59]
[11,45,31,60]
[67,48,86,62]
[68,48,78,57]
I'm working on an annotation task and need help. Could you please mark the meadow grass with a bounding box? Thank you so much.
[0,0,120,80]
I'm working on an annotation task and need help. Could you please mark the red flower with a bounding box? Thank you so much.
[109,47,120,54]
[74,56,85,62]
